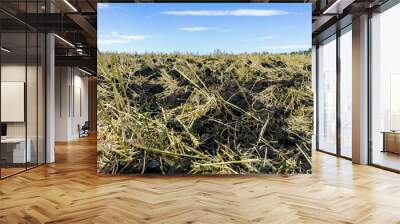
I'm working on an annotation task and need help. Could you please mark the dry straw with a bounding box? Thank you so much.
[97,51,313,175]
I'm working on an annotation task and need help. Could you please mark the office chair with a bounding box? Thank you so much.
[79,121,90,138]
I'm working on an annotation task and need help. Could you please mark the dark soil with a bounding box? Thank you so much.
[97,52,313,175]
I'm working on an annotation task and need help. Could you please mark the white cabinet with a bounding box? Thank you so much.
[1,138,32,163]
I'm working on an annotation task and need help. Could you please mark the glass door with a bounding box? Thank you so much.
[370,2,400,171]
[317,35,337,154]
[0,1,47,179]
[0,30,28,178]
[339,25,352,158]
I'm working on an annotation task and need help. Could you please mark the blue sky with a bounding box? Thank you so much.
[98,3,311,54]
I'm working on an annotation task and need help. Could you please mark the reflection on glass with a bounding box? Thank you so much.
[390,75,400,130]
[38,33,46,165]
[371,3,400,171]
[318,35,337,154]
[340,27,352,158]
[0,0,47,179]
[27,31,38,169]
[1,31,27,177]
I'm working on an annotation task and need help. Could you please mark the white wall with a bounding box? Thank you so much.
[55,66,69,141]
[72,73,89,138]
[55,67,89,141]
[1,65,39,137]
[1,63,46,164]
[1,64,25,82]
[1,65,26,139]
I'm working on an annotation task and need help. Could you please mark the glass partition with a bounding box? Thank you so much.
[38,32,45,165]
[0,31,28,177]
[27,31,38,169]
[317,35,337,154]
[0,1,46,179]
[339,26,352,158]
[370,3,400,171]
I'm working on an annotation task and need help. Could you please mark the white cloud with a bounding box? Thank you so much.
[98,3,123,10]
[98,32,148,45]
[98,39,129,44]
[260,35,276,40]
[98,3,109,9]
[266,44,310,50]
[179,27,210,32]
[162,9,289,17]
[112,32,148,40]
[119,35,148,40]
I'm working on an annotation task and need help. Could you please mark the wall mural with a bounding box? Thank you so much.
[97,3,313,175]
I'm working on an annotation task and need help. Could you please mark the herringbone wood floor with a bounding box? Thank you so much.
[1,136,400,224]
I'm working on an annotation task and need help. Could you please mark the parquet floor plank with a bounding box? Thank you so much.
[0,135,399,223]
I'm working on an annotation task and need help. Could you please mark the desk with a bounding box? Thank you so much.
[382,131,400,154]
[1,138,31,163]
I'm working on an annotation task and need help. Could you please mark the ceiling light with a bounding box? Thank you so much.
[54,34,75,48]
[323,0,341,14]
[323,0,354,15]
[63,0,78,12]
[78,67,92,76]
[76,49,85,55]
[1,47,11,53]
